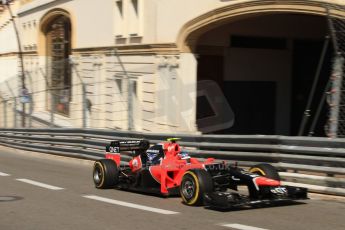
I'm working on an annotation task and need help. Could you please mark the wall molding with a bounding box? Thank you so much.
[177,0,345,52]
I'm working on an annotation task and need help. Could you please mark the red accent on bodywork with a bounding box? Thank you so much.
[204,158,215,164]
[254,177,281,186]
[105,140,217,195]
[149,166,162,183]
[105,153,120,166]
[163,142,181,158]
[129,156,142,172]
[148,153,214,195]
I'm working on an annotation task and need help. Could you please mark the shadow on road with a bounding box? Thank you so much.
[0,196,23,203]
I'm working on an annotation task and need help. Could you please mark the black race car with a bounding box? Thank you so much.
[93,139,308,209]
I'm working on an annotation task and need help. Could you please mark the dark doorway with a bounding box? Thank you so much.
[220,81,276,134]
[196,54,224,121]
[194,13,329,136]
[196,55,224,84]
[291,39,332,136]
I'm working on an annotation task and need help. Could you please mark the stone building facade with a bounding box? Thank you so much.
[0,0,344,135]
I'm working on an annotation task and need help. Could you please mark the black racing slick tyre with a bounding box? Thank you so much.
[249,163,280,181]
[93,159,119,189]
[180,169,213,206]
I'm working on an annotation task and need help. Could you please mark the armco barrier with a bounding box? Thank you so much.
[0,128,344,196]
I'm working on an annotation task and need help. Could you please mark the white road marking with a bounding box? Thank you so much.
[0,172,10,176]
[221,223,269,230]
[16,179,64,190]
[83,195,179,215]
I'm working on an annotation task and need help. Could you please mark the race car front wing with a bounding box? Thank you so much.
[203,185,308,209]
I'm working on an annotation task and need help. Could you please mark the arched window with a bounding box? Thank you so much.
[45,15,71,116]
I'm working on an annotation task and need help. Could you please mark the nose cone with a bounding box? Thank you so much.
[254,176,281,186]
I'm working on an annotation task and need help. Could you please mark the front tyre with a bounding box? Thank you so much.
[93,159,119,189]
[249,163,280,181]
[180,169,213,206]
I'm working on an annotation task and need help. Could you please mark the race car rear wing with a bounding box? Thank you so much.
[106,139,150,153]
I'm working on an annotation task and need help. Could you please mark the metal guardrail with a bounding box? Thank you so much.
[0,128,344,196]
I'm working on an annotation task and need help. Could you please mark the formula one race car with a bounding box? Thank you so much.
[93,138,307,209]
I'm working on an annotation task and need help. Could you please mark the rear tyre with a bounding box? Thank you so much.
[249,163,280,181]
[180,169,213,206]
[93,159,119,189]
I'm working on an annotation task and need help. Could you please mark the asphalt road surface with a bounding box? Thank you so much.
[1,146,345,230]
